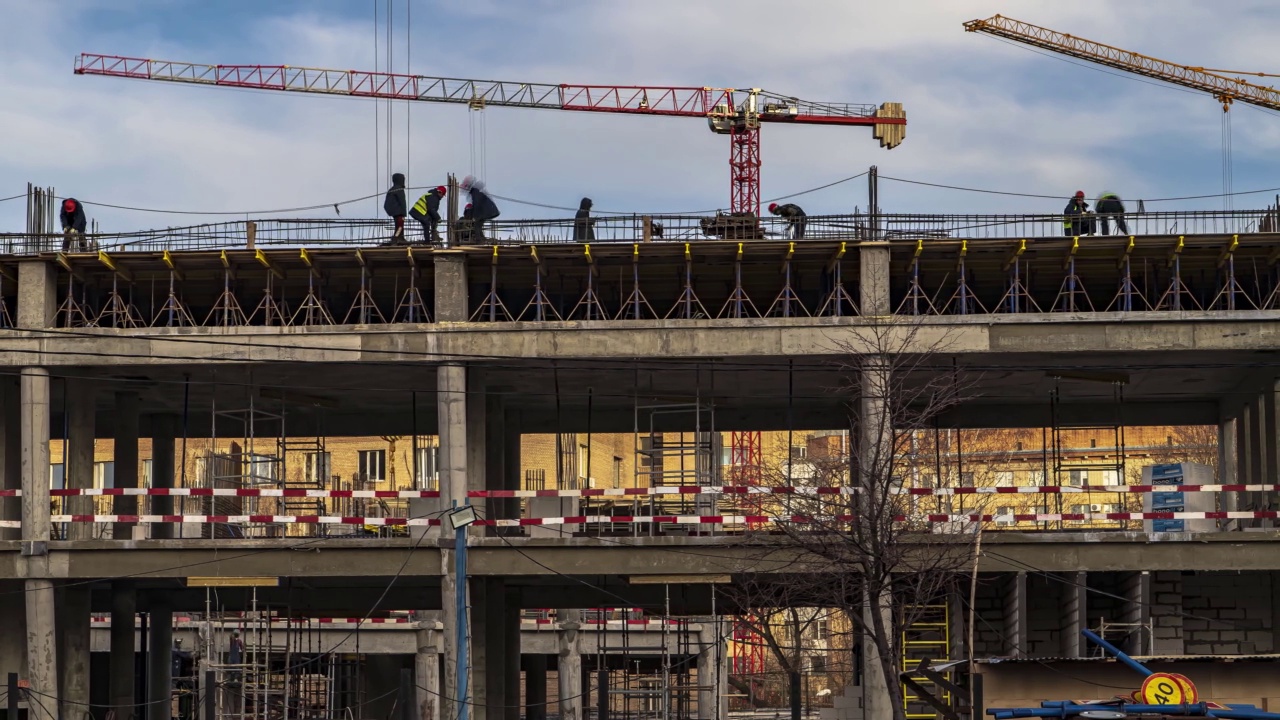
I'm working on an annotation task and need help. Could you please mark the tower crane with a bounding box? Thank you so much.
[74,53,907,216]
[963,15,1280,113]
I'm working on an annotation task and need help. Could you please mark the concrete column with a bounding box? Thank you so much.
[67,379,97,541]
[0,582,28,686]
[21,367,51,547]
[17,260,57,329]
[1120,571,1152,655]
[503,587,521,720]
[147,599,173,720]
[858,242,891,316]
[1250,394,1267,515]
[1219,416,1240,526]
[438,362,469,720]
[484,395,506,533]
[557,611,583,720]
[861,590,893,720]
[109,582,137,713]
[0,376,20,541]
[113,391,140,540]
[415,613,441,720]
[59,584,92,720]
[150,414,177,540]
[1003,572,1028,656]
[525,655,548,720]
[697,624,727,720]
[434,252,469,322]
[1059,571,1087,658]
[20,368,57,706]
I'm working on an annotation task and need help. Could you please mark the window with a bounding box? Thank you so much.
[1067,469,1087,487]
[1097,469,1120,485]
[1090,438,1098,449]
[1015,441,1024,451]
[790,445,808,461]
[578,445,590,485]
[94,461,115,489]
[247,454,277,483]
[416,447,439,487]
[50,464,64,490]
[142,459,153,488]
[1069,504,1089,515]
[1023,469,1045,487]
[809,655,827,673]
[994,505,1014,517]
[816,618,831,641]
[919,472,936,488]
[304,452,331,484]
[359,450,386,482]
[994,471,1014,487]
[959,472,975,488]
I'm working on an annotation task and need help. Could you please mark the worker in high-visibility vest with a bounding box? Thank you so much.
[1095,191,1129,236]
[409,185,447,245]
[1062,191,1094,237]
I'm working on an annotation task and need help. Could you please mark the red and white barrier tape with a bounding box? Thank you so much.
[87,616,678,628]
[4,484,1272,499]
[9,510,1271,529]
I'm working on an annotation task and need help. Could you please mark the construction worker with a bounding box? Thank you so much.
[1062,191,1094,237]
[409,185,446,245]
[461,176,500,243]
[60,198,88,251]
[768,202,807,239]
[382,173,408,244]
[1095,191,1129,236]
[573,197,596,242]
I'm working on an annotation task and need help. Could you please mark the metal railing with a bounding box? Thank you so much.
[2,208,1275,255]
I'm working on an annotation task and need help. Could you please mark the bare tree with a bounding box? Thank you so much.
[724,322,989,720]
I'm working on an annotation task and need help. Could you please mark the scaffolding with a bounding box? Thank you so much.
[1050,379,1128,529]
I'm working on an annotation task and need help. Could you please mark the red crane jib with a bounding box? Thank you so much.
[75,53,904,215]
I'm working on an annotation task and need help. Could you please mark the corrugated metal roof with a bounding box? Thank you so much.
[979,653,1280,664]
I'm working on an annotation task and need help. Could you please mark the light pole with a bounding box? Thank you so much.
[447,504,478,720]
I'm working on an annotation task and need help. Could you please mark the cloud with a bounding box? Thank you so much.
[1,0,1278,234]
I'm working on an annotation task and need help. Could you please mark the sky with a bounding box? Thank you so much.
[2,0,1280,233]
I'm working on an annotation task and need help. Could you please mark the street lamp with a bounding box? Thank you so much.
[448,503,477,720]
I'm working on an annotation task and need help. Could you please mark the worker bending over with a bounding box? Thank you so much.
[410,186,447,245]
[769,202,807,239]
[1095,191,1129,236]
[60,198,89,251]
[1062,191,1095,237]
[461,176,500,243]
[383,173,408,243]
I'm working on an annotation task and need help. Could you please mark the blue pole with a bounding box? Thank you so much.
[455,504,470,720]
[1080,629,1152,678]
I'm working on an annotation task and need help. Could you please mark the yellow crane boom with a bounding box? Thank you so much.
[963,15,1280,112]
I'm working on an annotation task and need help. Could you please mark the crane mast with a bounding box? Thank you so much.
[963,15,1280,112]
[74,53,906,215]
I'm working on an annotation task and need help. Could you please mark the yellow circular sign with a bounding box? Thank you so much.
[1139,673,1196,705]
[1169,673,1199,704]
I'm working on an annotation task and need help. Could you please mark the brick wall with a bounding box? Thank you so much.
[1026,574,1061,658]
[972,576,1005,656]
[1182,572,1274,655]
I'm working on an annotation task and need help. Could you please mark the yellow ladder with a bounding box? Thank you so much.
[901,604,951,720]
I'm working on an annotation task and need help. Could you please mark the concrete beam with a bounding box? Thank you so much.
[12,316,1280,369]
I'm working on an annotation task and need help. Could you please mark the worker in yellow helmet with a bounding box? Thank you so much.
[409,185,447,245]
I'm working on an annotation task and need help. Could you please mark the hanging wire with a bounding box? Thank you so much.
[372,0,381,213]
[405,0,411,183]
[386,0,393,180]
[1222,108,1234,214]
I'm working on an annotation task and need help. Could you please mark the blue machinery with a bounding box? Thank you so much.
[987,629,1280,720]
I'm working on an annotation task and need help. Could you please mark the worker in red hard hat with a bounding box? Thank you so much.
[59,198,88,252]
[768,202,807,239]
[1062,191,1094,237]
[409,185,447,245]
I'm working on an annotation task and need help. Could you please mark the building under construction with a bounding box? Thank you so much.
[6,11,1280,720]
